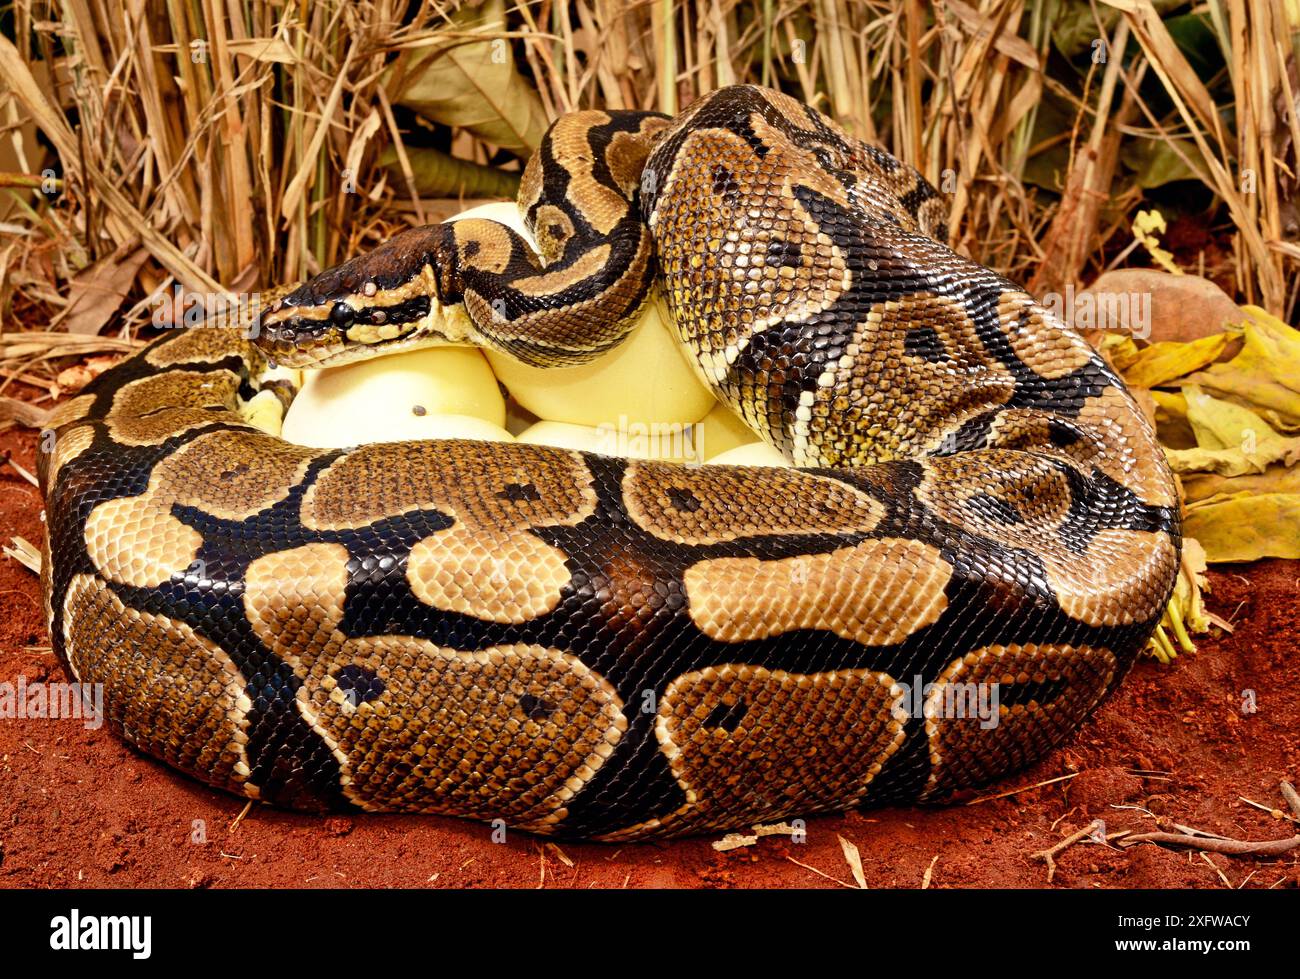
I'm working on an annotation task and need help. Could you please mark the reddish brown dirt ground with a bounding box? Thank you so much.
[0,422,1296,889]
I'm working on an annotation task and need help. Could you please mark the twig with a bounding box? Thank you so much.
[545,842,574,868]
[1199,851,1233,887]
[1050,805,1080,831]
[1030,819,1104,883]
[1238,795,1300,826]
[1171,822,1233,840]
[1280,781,1300,821]
[229,800,255,832]
[2,453,38,486]
[921,854,939,889]
[1118,832,1300,857]
[785,856,858,890]
[3,537,41,575]
[965,771,1079,805]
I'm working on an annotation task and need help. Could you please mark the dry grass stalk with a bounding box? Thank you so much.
[0,0,1293,390]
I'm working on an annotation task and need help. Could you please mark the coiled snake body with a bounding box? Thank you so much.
[39,86,1179,840]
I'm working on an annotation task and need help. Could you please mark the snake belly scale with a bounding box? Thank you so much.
[39,86,1179,840]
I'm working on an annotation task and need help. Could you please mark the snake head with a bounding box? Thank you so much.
[252,225,469,368]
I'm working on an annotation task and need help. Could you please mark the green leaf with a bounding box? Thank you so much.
[378,145,520,199]
[1163,12,1222,79]
[1050,0,1184,60]
[1120,136,1206,188]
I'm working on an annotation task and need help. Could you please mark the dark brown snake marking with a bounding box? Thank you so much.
[39,86,1179,839]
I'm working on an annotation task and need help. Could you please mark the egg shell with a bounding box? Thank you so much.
[281,345,505,448]
[515,420,643,457]
[260,362,303,390]
[451,202,717,429]
[516,418,710,463]
[705,441,791,468]
[392,413,515,444]
[239,389,285,437]
[700,401,760,460]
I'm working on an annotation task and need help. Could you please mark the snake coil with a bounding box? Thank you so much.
[39,86,1179,840]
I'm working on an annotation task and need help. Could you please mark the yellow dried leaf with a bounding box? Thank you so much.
[1152,389,1195,448]
[1182,494,1300,562]
[1096,332,1140,371]
[838,835,868,889]
[1184,387,1278,450]
[1121,332,1229,389]
[1145,535,1211,661]
[1132,209,1180,275]
[1181,464,1300,504]
[1151,389,1187,420]
[1177,537,1210,634]
[1182,307,1300,431]
[1163,386,1300,476]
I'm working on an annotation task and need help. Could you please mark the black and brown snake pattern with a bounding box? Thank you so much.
[39,86,1179,840]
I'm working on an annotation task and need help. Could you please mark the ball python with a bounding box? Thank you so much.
[39,85,1179,840]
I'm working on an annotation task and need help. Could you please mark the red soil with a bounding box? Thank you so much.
[1,423,1296,889]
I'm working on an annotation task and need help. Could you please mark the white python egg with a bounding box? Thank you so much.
[699,401,760,461]
[260,362,304,389]
[239,389,287,437]
[516,420,635,456]
[385,413,514,443]
[516,419,707,463]
[450,202,717,430]
[705,442,791,467]
[281,345,507,448]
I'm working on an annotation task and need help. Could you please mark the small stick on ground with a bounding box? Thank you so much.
[921,854,939,889]
[966,772,1079,806]
[2,453,38,486]
[1030,819,1105,883]
[1238,796,1300,826]
[1172,822,1232,840]
[1119,832,1300,857]
[1280,781,1300,820]
[1199,851,1233,887]
[545,842,574,868]
[229,800,255,832]
[1119,782,1300,859]
[785,856,858,890]
[3,536,41,575]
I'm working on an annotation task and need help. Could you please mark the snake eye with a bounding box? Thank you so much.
[330,302,356,327]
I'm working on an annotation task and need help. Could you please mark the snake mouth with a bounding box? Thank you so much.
[282,331,456,369]
[253,303,436,368]
[252,287,477,370]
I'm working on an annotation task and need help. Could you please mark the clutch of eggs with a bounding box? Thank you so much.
[272,201,788,467]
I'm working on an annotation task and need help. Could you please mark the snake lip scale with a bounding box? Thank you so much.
[39,85,1179,841]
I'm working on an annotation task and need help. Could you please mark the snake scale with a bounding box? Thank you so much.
[39,86,1179,840]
